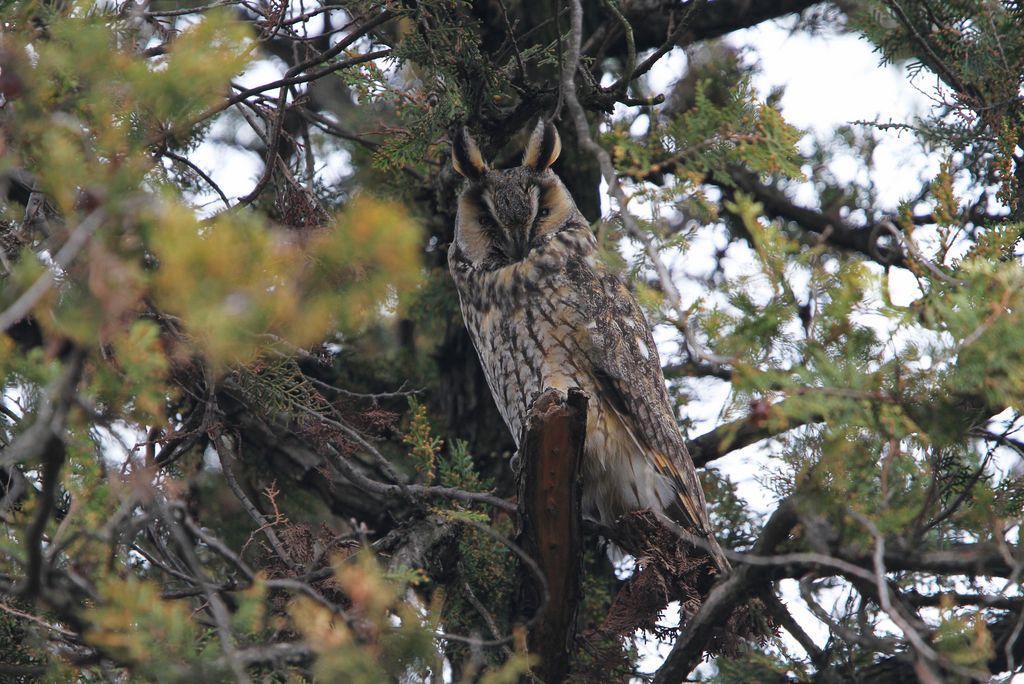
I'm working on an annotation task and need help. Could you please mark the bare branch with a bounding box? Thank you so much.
[716,169,908,268]
[853,512,947,684]
[0,210,104,334]
[215,433,300,572]
[162,150,232,209]
[325,443,517,513]
[156,498,252,684]
[687,410,823,467]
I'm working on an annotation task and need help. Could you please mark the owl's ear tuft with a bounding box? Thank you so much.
[452,127,489,180]
[522,120,561,171]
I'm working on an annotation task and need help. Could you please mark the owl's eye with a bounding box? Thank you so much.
[537,208,551,219]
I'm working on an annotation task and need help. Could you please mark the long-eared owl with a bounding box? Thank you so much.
[447,120,727,571]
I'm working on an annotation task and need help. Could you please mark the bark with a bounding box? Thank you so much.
[514,387,588,684]
[717,168,908,267]
[626,0,825,50]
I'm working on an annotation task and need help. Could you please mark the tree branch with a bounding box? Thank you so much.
[650,0,823,48]
[717,168,908,267]
[687,410,823,467]
[18,434,65,601]
[653,498,799,682]
[215,433,300,572]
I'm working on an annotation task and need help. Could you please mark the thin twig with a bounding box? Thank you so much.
[459,574,515,658]
[162,150,232,208]
[131,543,197,584]
[223,48,391,114]
[146,8,394,155]
[1004,608,1024,673]
[798,573,900,653]
[235,82,290,207]
[495,0,525,82]
[884,0,973,99]
[456,517,549,634]
[325,443,516,513]
[0,600,78,639]
[877,220,966,286]
[305,375,420,401]
[923,448,993,532]
[145,0,239,17]
[156,498,253,684]
[626,3,701,82]
[0,210,104,333]
[763,593,825,665]
[852,511,990,683]
[292,401,406,486]
[215,434,299,572]
[600,0,635,97]
[180,510,256,579]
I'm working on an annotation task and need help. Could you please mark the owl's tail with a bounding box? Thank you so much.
[664,492,731,575]
[645,447,730,575]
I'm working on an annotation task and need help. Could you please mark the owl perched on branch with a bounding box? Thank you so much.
[448,120,728,573]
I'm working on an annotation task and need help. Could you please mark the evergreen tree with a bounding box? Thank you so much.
[1,0,1023,681]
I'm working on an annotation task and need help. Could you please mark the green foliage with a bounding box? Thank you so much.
[232,357,329,422]
[362,3,487,176]
[1,3,424,379]
[406,267,464,346]
[0,601,46,675]
[150,195,422,367]
[84,576,210,680]
[7,9,251,214]
[707,648,807,683]
[933,608,994,672]
[289,548,529,683]
[439,438,492,493]
[0,3,432,681]
[404,397,442,482]
[292,551,435,682]
[853,1,1024,215]
[74,547,517,683]
[440,518,517,666]
[701,469,760,551]
[607,77,804,188]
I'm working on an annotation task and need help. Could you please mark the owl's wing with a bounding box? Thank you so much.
[573,266,715,540]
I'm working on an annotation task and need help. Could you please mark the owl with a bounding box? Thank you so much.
[447,120,728,572]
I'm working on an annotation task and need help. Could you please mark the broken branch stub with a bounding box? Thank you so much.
[514,387,588,684]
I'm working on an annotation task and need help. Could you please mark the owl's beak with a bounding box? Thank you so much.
[510,225,530,260]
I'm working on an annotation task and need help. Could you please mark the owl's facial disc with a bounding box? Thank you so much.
[480,172,541,260]
[456,164,574,270]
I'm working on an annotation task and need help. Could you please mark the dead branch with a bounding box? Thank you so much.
[514,387,588,684]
